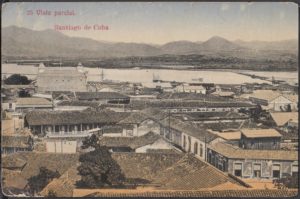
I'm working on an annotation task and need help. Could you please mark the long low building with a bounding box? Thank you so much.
[159,117,218,161]
[207,141,298,179]
[24,110,129,135]
[127,100,256,112]
[75,92,130,104]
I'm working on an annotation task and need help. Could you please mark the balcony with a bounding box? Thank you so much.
[45,128,101,138]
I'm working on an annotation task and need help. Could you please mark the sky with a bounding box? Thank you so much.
[2,2,298,44]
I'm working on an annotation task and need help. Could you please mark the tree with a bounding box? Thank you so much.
[77,135,125,188]
[27,167,60,195]
[274,173,299,189]
[46,190,57,197]
[81,134,99,150]
[4,74,31,85]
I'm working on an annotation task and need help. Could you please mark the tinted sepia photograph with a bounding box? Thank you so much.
[1,2,298,198]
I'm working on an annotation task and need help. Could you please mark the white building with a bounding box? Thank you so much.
[242,90,298,112]
[175,84,206,94]
[36,63,88,92]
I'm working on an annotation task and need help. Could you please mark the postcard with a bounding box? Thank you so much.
[1,2,298,198]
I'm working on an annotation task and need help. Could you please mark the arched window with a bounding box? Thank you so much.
[200,144,203,157]
[194,142,198,155]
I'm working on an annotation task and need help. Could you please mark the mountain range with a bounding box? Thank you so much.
[2,26,298,59]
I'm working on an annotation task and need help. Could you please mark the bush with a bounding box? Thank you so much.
[4,74,31,85]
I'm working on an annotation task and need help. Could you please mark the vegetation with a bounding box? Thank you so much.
[77,134,125,188]
[4,74,32,85]
[46,190,57,197]
[27,167,60,195]
[274,173,299,189]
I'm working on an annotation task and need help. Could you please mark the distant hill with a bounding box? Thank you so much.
[234,39,298,52]
[1,26,298,61]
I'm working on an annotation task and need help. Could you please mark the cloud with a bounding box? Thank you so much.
[220,3,230,11]
[240,4,247,12]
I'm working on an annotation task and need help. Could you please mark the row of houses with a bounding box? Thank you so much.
[114,110,298,180]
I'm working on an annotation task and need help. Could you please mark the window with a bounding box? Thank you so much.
[272,164,281,178]
[253,163,261,178]
[126,130,133,137]
[200,144,203,157]
[292,164,298,177]
[208,152,212,163]
[194,142,198,155]
[9,103,12,109]
[234,163,242,177]
[188,136,191,152]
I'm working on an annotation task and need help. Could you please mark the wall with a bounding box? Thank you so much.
[181,132,206,161]
[227,159,298,179]
[46,140,77,153]
[37,69,87,92]
[135,138,174,153]
[137,119,160,136]
[168,107,245,113]
[240,136,281,150]
[160,126,182,146]
[269,96,295,112]
[2,102,16,111]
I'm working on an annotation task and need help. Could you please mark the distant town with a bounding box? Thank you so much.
[1,61,298,197]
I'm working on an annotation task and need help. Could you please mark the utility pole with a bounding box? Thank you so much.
[168,109,171,140]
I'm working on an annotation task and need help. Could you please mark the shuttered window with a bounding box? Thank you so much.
[234,163,242,170]
[292,165,298,172]
[253,164,261,170]
[272,165,280,171]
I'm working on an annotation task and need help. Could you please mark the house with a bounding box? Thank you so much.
[128,99,256,113]
[212,91,235,98]
[55,100,101,111]
[239,129,282,150]
[2,134,34,155]
[215,131,241,146]
[36,63,88,92]
[159,117,218,161]
[270,112,298,130]
[135,138,175,153]
[2,152,79,195]
[173,111,249,124]
[175,83,206,94]
[99,132,173,152]
[207,141,298,179]
[244,90,297,112]
[45,138,78,153]
[15,97,53,113]
[75,92,130,104]
[118,112,161,137]
[2,99,17,112]
[24,110,129,136]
